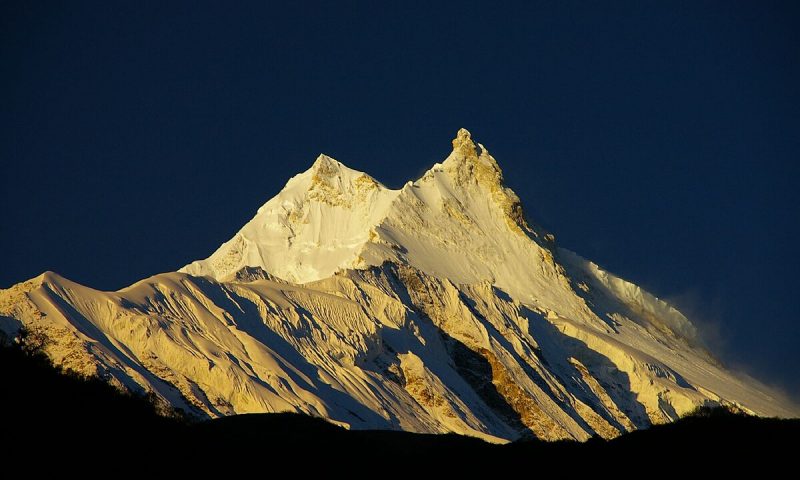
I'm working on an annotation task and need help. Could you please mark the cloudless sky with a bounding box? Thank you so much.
[2,1,798,398]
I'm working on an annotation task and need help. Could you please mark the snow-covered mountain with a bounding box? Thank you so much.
[1,129,795,441]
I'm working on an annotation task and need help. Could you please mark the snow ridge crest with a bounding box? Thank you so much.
[180,129,537,283]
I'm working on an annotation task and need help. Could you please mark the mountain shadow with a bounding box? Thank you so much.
[442,333,532,437]
[523,306,652,429]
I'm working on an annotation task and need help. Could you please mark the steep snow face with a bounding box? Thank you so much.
[359,129,599,326]
[1,129,797,443]
[181,155,400,283]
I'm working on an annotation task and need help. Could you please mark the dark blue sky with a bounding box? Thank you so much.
[2,1,798,398]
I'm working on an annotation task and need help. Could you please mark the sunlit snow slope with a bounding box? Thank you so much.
[1,129,795,442]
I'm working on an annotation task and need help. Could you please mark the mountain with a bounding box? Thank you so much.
[1,129,795,442]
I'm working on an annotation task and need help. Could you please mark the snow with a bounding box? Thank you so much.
[181,154,400,283]
[1,129,796,443]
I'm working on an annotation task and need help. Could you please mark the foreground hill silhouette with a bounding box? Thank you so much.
[3,337,797,466]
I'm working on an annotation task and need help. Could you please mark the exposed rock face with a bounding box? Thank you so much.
[1,130,795,443]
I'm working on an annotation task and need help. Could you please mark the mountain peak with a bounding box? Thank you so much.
[311,154,344,177]
[441,129,504,189]
[306,154,386,201]
[451,128,480,160]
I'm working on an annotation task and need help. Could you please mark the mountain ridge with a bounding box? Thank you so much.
[179,128,542,286]
[1,129,796,443]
